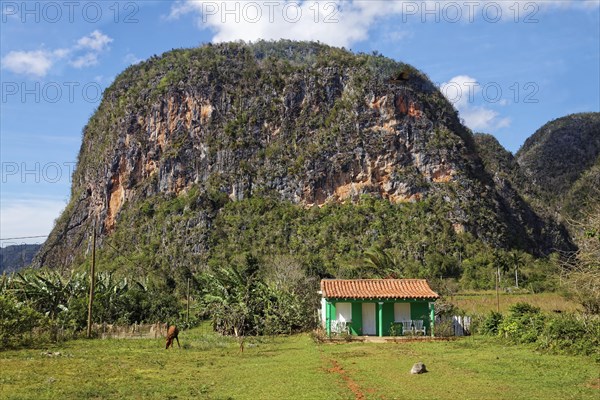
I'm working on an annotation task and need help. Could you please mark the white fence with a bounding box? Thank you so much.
[435,315,471,336]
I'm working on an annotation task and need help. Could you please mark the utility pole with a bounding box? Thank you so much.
[495,269,500,313]
[87,219,97,338]
[186,278,191,324]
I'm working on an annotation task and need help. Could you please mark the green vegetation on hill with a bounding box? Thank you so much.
[473,133,572,254]
[96,190,559,296]
[563,158,600,221]
[473,133,527,189]
[0,244,41,273]
[516,112,600,219]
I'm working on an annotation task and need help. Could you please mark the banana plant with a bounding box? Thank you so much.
[11,271,75,318]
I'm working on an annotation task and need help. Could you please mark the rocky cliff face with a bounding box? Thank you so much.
[33,41,569,271]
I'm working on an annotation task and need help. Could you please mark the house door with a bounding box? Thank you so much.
[362,303,376,335]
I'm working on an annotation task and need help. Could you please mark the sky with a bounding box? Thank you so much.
[1,0,599,246]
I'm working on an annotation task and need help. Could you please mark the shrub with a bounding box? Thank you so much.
[538,313,600,358]
[0,294,48,349]
[310,327,327,343]
[434,318,456,338]
[498,303,545,343]
[509,302,541,316]
[202,255,318,337]
[389,323,402,337]
[434,299,461,318]
[478,311,503,335]
[477,303,599,359]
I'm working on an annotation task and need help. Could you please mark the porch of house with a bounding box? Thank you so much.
[322,299,436,337]
[328,335,457,343]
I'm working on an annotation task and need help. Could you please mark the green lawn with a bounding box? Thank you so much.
[0,329,597,400]
[449,291,581,314]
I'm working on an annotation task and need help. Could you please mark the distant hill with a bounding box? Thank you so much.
[516,112,600,219]
[0,244,41,273]
[474,113,600,249]
[473,133,572,253]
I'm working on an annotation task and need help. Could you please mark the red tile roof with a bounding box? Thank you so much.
[320,279,439,300]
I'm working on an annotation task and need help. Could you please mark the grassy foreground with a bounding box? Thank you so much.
[450,291,581,314]
[0,328,598,400]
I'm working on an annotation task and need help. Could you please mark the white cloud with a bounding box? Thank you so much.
[461,106,511,131]
[440,75,479,109]
[76,30,113,52]
[52,48,71,58]
[1,49,68,77]
[167,0,197,19]
[0,198,66,246]
[168,0,598,47]
[70,31,112,68]
[168,1,410,48]
[2,31,112,77]
[441,75,511,132]
[70,52,99,68]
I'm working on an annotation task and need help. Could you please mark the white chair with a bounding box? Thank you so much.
[413,320,426,336]
[332,320,351,334]
[331,320,341,334]
[400,320,413,336]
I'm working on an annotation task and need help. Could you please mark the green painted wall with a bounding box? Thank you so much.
[411,301,431,331]
[377,303,383,337]
[382,303,394,336]
[326,301,337,336]
[429,302,435,337]
[325,301,330,335]
[350,303,362,335]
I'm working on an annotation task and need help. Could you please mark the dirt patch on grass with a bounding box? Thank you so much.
[587,377,600,390]
[335,350,370,359]
[327,358,366,400]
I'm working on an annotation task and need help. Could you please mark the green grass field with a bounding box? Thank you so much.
[1,327,598,400]
[449,291,581,314]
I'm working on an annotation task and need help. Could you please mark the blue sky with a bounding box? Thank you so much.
[1,0,599,245]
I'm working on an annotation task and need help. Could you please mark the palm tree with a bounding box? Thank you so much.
[509,251,525,288]
[492,251,509,287]
[363,247,403,278]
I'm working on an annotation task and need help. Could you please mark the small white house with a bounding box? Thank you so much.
[320,279,439,337]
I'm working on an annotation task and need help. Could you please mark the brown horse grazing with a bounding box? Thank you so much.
[165,325,180,349]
